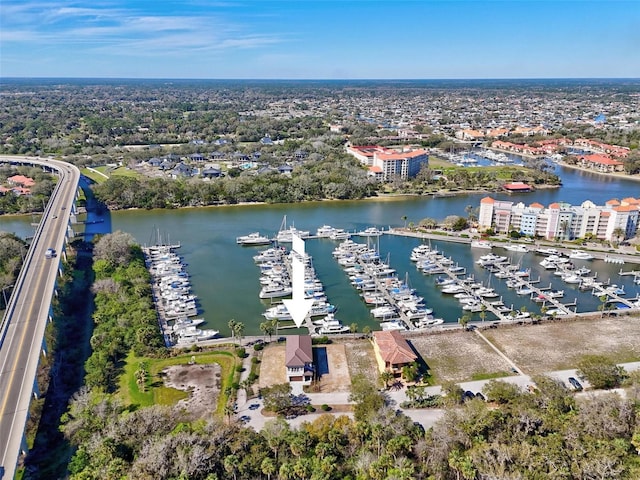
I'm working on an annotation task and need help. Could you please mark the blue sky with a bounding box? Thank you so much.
[1,0,639,79]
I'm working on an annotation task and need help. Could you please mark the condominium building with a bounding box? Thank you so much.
[346,145,428,181]
[478,196,640,241]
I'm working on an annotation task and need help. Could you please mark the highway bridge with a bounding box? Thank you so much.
[0,156,80,479]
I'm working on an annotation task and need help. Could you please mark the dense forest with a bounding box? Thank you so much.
[92,155,379,208]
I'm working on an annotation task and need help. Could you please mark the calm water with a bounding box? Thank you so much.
[2,166,639,336]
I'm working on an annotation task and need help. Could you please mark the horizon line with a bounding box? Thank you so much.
[2,76,640,82]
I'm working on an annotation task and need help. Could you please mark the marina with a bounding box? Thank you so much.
[143,244,220,345]
[3,165,639,338]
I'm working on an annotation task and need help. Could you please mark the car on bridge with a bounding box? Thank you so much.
[45,248,57,259]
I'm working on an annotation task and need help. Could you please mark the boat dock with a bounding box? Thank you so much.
[332,239,445,332]
[422,251,514,322]
[143,244,218,346]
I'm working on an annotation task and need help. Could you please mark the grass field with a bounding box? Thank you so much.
[81,165,140,184]
[119,349,238,415]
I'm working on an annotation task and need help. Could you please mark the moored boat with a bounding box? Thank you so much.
[236,232,272,246]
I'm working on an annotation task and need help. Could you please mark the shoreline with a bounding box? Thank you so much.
[557,161,640,183]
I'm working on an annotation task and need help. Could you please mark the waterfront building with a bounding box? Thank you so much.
[346,145,428,181]
[478,196,640,241]
[285,335,314,385]
[372,330,418,377]
[578,154,625,173]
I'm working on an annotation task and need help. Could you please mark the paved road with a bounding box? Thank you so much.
[0,156,80,479]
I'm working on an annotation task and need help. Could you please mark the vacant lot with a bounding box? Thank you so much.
[256,314,640,390]
[407,330,515,383]
[483,314,640,373]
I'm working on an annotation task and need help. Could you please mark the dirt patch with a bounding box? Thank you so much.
[407,331,515,382]
[314,344,351,393]
[258,344,287,389]
[484,315,640,373]
[342,338,379,380]
[162,363,221,418]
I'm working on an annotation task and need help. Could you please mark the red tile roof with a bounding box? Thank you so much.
[503,182,532,191]
[373,330,417,366]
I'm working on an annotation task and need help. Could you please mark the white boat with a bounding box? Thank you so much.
[575,266,591,276]
[316,313,350,334]
[414,316,444,328]
[562,274,582,284]
[504,244,529,253]
[371,305,398,318]
[175,325,220,342]
[513,310,531,320]
[236,232,272,246]
[569,250,594,260]
[536,247,559,256]
[441,284,465,294]
[357,227,383,237]
[380,320,407,331]
[329,230,351,240]
[471,239,492,249]
[171,317,205,331]
[276,215,310,242]
[516,287,533,295]
[259,284,292,299]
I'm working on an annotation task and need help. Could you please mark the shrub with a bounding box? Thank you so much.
[253,343,264,351]
[235,347,246,358]
[306,405,316,413]
[321,404,331,411]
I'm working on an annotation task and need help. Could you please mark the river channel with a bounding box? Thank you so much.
[2,165,639,336]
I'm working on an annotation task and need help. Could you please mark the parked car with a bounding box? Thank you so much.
[568,377,583,391]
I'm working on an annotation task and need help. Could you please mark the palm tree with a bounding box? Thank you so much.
[458,314,471,330]
[261,458,276,480]
[380,370,395,389]
[598,295,609,317]
[260,318,277,341]
[401,215,408,228]
[612,227,625,245]
[349,322,358,337]
[479,305,487,324]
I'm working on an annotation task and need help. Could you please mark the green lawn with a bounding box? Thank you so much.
[109,166,140,178]
[80,168,107,184]
[81,166,140,184]
[119,349,239,416]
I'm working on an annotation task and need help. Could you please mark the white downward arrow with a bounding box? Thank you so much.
[283,236,313,328]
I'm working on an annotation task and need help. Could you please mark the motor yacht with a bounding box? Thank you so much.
[236,232,272,246]
[569,250,594,260]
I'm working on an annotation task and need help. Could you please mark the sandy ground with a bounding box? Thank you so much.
[407,330,515,382]
[483,315,640,374]
[162,363,221,418]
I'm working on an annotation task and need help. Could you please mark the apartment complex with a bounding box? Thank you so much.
[478,196,640,241]
[346,145,428,181]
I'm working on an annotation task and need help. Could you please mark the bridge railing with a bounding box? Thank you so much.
[0,160,64,349]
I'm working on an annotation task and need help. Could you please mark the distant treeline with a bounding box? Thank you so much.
[92,157,378,209]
